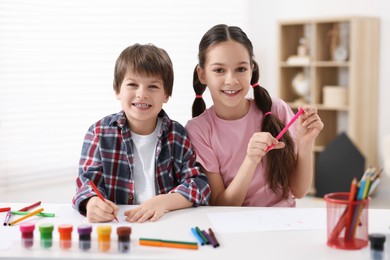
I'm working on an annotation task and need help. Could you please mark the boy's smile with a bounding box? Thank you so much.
[132,102,152,109]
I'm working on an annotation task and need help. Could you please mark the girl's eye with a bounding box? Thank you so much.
[213,68,224,73]
[237,67,248,72]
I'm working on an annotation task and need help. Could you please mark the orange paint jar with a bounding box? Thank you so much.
[58,224,73,249]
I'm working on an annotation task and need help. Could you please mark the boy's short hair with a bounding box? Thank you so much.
[113,43,174,96]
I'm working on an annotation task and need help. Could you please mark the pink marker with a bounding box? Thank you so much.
[266,108,304,153]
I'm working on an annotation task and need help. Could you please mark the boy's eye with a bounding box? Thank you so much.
[127,83,138,88]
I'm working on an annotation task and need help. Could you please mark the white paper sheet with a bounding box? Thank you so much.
[207,208,326,234]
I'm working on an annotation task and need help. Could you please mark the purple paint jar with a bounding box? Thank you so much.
[77,224,93,251]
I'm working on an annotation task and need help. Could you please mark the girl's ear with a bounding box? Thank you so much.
[196,65,207,85]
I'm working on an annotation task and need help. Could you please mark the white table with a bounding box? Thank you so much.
[0,203,389,260]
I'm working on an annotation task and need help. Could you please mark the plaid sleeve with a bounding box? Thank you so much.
[168,127,211,206]
[72,123,107,213]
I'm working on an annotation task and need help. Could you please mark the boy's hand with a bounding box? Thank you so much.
[86,196,119,223]
[124,195,167,223]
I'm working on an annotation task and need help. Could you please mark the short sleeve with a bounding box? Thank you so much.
[185,120,220,173]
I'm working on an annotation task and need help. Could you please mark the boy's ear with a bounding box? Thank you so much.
[115,91,121,100]
[163,95,169,103]
[196,65,206,85]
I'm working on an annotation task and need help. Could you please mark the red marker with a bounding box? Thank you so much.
[89,181,119,222]
[0,207,11,213]
[18,201,41,212]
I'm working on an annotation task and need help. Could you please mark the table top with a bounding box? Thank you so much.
[0,203,389,260]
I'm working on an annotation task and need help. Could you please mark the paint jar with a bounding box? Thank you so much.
[58,224,73,249]
[77,224,92,251]
[97,225,111,252]
[369,233,386,260]
[117,226,131,253]
[39,223,54,249]
[20,223,35,248]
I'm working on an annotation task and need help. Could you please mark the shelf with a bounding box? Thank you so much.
[287,102,349,111]
[312,61,349,67]
[278,17,380,195]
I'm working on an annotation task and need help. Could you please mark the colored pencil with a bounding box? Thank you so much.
[208,228,220,247]
[195,226,209,244]
[11,211,55,217]
[356,178,367,200]
[347,176,371,240]
[328,210,347,243]
[368,178,381,196]
[8,208,44,226]
[139,238,198,250]
[344,178,357,241]
[190,227,205,245]
[266,108,304,152]
[89,180,118,222]
[3,210,11,226]
[17,201,41,212]
[0,207,11,213]
[202,230,218,248]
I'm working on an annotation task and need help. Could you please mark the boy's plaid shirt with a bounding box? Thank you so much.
[72,110,210,212]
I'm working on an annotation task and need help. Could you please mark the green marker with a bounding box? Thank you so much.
[11,211,55,217]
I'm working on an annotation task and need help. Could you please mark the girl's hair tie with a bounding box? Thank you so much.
[195,94,203,99]
[252,82,260,88]
[264,112,272,117]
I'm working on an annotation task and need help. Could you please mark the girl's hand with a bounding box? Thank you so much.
[296,106,324,144]
[86,196,119,223]
[124,195,167,223]
[246,132,285,164]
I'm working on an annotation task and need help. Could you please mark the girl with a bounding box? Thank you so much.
[186,24,323,207]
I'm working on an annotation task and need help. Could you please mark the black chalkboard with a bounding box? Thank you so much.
[315,132,365,197]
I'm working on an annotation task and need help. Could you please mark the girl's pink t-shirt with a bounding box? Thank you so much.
[186,98,297,207]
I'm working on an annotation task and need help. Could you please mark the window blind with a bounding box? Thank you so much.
[0,0,249,194]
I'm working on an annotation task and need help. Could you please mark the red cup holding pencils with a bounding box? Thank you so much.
[324,192,369,250]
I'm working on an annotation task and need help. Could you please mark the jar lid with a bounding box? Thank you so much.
[77,224,93,235]
[20,223,35,233]
[97,225,112,235]
[369,233,386,251]
[58,224,73,233]
[117,226,131,236]
[39,223,54,233]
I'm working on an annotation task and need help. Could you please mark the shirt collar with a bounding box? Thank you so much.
[110,110,171,135]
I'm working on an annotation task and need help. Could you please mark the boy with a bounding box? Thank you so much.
[72,44,210,223]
